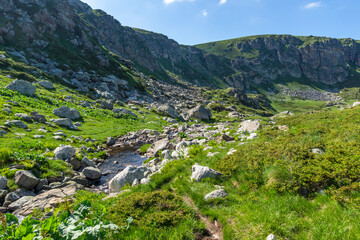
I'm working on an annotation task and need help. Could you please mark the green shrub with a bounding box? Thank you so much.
[0,148,11,165]
[140,144,151,153]
[107,191,195,230]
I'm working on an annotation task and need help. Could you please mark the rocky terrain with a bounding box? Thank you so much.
[1,0,360,239]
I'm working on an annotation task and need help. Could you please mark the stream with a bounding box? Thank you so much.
[96,151,147,192]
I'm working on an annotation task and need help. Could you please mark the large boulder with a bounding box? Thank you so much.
[54,145,76,160]
[6,80,36,96]
[4,120,28,129]
[53,106,81,120]
[82,167,102,180]
[14,170,39,190]
[239,120,260,133]
[157,105,179,119]
[8,196,34,211]
[204,189,228,201]
[109,166,148,193]
[187,105,212,121]
[51,118,77,130]
[191,163,222,182]
[38,81,54,89]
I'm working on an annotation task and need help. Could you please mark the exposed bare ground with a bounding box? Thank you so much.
[183,196,223,240]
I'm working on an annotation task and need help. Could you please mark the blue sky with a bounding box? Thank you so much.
[81,0,359,45]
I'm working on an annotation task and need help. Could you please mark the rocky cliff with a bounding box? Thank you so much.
[0,0,233,88]
[1,0,360,92]
[196,35,360,87]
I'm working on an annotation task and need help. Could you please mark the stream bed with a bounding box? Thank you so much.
[96,151,147,191]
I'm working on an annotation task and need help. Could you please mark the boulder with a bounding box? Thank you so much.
[8,196,34,211]
[218,134,234,142]
[239,120,260,133]
[53,106,81,120]
[81,157,96,168]
[4,189,35,204]
[191,163,222,182]
[51,118,77,130]
[30,111,46,123]
[187,105,212,121]
[14,113,32,122]
[82,167,102,180]
[100,100,114,110]
[14,170,39,190]
[35,179,48,192]
[12,184,80,216]
[0,190,8,201]
[106,137,116,146]
[161,150,173,160]
[0,176,7,189]
[54,145,76,160]
[38,81,54,89]
[204,189,228,201]
[157,105,179,119]
[5,120,28,129]
[70,158,81,170]
[109,166,148,193]
[71,174,89,186]
[147,138,171,157]
[6,80,36,96]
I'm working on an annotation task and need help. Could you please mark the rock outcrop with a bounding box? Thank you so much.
[6,80,36,96]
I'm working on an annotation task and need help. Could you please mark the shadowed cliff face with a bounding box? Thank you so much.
[0,0,359,90]
[197,36,360,87]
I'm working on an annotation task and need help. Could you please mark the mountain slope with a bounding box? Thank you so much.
[196,35,360,88]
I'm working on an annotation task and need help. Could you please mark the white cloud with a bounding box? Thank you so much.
[163,0,194,5]
[202,9,208,16]
[304,2,322,9]
[219,0,227,5]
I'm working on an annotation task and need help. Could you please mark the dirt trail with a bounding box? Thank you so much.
[183,196,223,240]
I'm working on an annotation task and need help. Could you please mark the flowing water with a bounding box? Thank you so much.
[96,151,147,191]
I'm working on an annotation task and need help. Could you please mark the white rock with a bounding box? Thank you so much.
[53,145,75,160]
[109,166,148,193]
[204,189,228,201]
[191,163,222,182]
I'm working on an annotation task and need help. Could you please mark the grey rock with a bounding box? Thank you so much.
[191,163,223,182]
[70,158,81,170]
[239,120,260,133]
[71,174,89,186]
[140,178,151,185]
[157,105,179,119]
[51,118,77,130]
[53,106,81,120]
[147,138,171,157]
[6,80,36,96]
[5,120,28,129]
[81,157,96,168]
[100,100,114,110]
[204,189,228,201]
[82,167,102,180]
[106,137,116,146]
[35,179,48,192]
[161,150,173,160]
[109,166,148,193]
[0,176,7,189]
[38,81,54,89]
[0,190,8,201]
[14,170,39,190]
[187,105,212,121]
[8,196,34,211]
[33,135,44,139]
[112,108,137,118]
[54,145,76,160]
[30,111,46,123]
[5,189,35,203]
[3,107,12,114]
